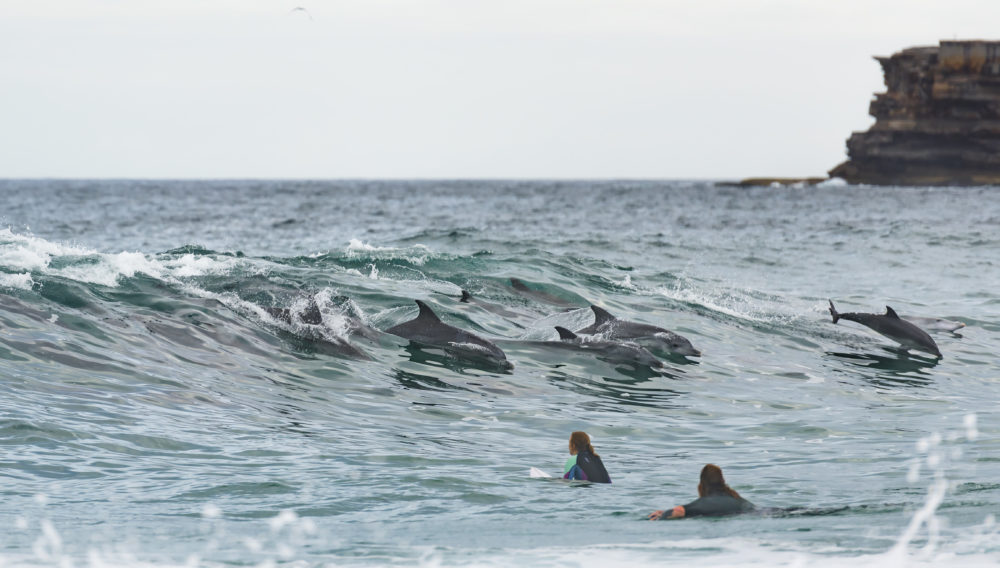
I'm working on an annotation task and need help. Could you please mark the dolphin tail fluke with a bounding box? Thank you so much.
[555,326,578,340]
[460,290,472,303]
[828,300,840,324]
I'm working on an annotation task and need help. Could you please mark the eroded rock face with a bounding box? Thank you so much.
[830,41,1000,186]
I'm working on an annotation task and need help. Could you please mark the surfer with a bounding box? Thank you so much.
[563,431,611,483]
[648,464,755,519]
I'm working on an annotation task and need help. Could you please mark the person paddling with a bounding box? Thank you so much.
[648,464,754,519]
[563,431,611,483]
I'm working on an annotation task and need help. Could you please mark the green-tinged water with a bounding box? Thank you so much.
[1,180,998,566]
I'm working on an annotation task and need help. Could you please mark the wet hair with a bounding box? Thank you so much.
[569,431,599,458]
[697,464,742,499]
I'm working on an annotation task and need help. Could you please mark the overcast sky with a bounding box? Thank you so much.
[2,1,998,179]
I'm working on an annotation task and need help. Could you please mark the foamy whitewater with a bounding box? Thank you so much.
[1,179,999,567]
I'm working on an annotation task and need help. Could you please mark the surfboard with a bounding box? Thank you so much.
[528,467,592,485]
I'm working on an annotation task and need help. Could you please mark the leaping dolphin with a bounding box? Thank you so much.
[828,300,942,358]
[386,300,513,370]
[552,326,664,368]
[575,305,701,357]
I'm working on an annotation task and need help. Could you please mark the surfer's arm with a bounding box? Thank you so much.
[648,506,685,520]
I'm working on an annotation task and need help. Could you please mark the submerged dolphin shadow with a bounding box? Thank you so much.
[271,327,372,360]
[497,333,684,381]
[396,342,514,375]
[392,368,476,393]
[826,349,938,388]
[545,368,685,410]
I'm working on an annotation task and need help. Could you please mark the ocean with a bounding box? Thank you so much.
[1,179,998,567]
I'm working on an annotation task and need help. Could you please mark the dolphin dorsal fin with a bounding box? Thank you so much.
[590,305,617,325]
[460,290,472,303]
[885,306,900,319]
[555,326,578,340]
[414,300,441,323]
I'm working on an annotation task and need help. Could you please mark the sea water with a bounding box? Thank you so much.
[0,179,998,567]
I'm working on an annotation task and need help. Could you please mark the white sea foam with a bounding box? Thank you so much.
[0,272,34,290]
[55,251,162,286]
[818,177,849,187]
[345,238,381,253]
[618,273,637,290]
[161,253,237,278]
[345,238,432,265]
[0,228,241,288]
[297,288,353,342]
[653,275,808,326]
[0,228,94,272]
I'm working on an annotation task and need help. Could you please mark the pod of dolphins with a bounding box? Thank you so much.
[256,278,965,369]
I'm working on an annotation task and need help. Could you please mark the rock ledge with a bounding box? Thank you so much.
[830,40,1000,186]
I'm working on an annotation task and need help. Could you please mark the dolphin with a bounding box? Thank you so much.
[459,290,528,326]
[386,300,513,370]
[575,305,701,357]
[264,302,383,342]
[901,316,966,333]
[551,326,664,368]
[828,300,942,358]
[262,302,377,359]
[509,278,579,308]
[265,305,322,326]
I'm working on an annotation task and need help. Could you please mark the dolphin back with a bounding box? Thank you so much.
[386,299,511,368]
[576,305,700,357]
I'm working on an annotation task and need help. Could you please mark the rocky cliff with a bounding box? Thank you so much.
[830,40,1000,186]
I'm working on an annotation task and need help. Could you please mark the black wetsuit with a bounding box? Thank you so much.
[677,494,755,517]
[572,449,612,483]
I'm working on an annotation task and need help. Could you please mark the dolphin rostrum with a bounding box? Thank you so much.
[552,326,664,368]
[386,300,513,370]
[575,305,701,357]
[828,300,942,358]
